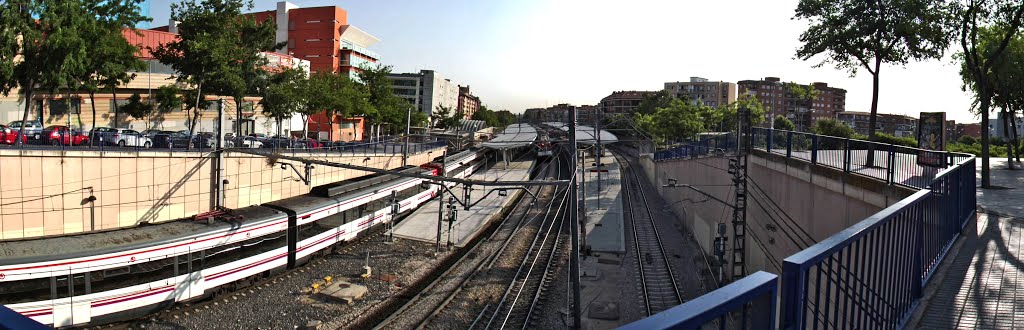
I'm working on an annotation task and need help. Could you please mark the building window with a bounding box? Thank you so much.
[50,98,81,115]
[109,99,129,113]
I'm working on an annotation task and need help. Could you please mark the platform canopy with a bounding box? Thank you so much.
[544,122,618,145]
[481,123,538,150]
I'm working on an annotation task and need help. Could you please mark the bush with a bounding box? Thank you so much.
[957,135,978,145]
[812,118,855,138]
[773,115,796,131]
[873,132,918,148]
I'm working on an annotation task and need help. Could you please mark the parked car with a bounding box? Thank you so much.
[7,120,44,140]
[42,125,90,146]
[0,124,28,145]
[150,131,196,149]
[110,129,152,148]
[235,136,263,148]
[89,127,118,145]
[178,130,215,149]
[261,135,293,149]
[140,129,161,138]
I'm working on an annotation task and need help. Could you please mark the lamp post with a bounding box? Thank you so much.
[403,107,412,166]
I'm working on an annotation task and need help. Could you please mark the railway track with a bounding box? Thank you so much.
[373,152,568,329]
[614,149,684,316]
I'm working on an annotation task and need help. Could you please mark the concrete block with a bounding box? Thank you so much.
[318,281,367,305]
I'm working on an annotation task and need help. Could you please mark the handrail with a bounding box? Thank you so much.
[632,127,976,329]
[620,271,778,330]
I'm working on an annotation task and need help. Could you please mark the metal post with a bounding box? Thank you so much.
[403,108,411,166]
[568,107,582,329]
[436,149,447,254]
[214,98,226,210]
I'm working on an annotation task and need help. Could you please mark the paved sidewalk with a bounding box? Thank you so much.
[913,159,1024,329]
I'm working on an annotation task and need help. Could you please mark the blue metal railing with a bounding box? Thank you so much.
[620,271,778,330]
[653,133,737,161]
[633,127,976,329]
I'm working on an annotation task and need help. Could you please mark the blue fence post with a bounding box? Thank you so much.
[767,130,773,154]
[786,131,793,158]
[887,144,896,185]
[781,261,805,330]
[810,134,818,165]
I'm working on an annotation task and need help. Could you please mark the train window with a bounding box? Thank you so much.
[104,266,131,278]
[203,232,287,269]
[53,274,87,299]
[0,276,53,304]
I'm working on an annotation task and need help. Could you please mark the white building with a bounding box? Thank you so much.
[388,70,459,126]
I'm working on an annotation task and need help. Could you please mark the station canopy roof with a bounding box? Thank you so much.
[481,124,538,150]
[542,122,618,145]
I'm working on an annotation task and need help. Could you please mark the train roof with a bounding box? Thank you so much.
[0,205,283,266]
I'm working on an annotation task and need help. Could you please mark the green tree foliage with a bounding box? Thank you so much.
[151,85,184,129]
[260,67,305,137]
[811,118,854,138]
[120,93,152,126]
[795,0,950,165]
[719,94,767,131]
[433,105,461,130]
[636,90,674,115]
[470,105,517,128]
[873,132,919,147]
[151,0,282,140]
[76,0,148,145]
[959,135,978,145]
[0,0,97,145]
[357,63,421,133]
[957,21,1024,175]
[773,115,796,132]
[305,71,370,141]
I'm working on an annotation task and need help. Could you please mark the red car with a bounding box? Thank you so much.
[0,124,28,145]
[42,125,90,146]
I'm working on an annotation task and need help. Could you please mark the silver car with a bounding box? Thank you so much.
[7,120,43,140]
[111,129,153,148]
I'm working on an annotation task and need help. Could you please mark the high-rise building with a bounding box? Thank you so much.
[457,85,481,120]
[738,77,846,131]
[159,1,381,78]
[388,70,459,124]
[664,77,737,108]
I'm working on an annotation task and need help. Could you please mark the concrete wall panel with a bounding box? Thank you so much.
[0,147,443,240]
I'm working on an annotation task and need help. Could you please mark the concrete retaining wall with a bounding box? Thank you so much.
[0,149,439,240]
[639,151,915,277]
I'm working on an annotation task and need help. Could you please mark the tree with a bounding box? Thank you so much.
[305,71,370,141]
[152,85,184,128]
[812,118,855,138]
[260,67,305,138]
[78,0,148,145]
[784,82,821,131]
[719,94,767,131]
[433,105,460,130]
[358,63,419,135]
[636,90,675,115]
[0,0,94,145]
[955,0,1024,186]
[959,24,1024,171]
[120,93,152,124]
[774,115,797,132]
[151,0,281,146]
[795,0,950,165]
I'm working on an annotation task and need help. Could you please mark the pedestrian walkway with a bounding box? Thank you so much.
[911,159,1024,329]
[582,154,624,254]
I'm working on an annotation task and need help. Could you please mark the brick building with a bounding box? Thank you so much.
[457,86,481,120]
[836,111,917,138]
[738,77,846,131]
[599,91,654,117]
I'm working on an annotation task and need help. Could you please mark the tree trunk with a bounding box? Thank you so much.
[301,114,308,142]
[866,57,882,167]
[186,83,203,151]
[16,85,34,146]
[235,96,244,138]
[1003,109,1015,169]
[980,89,991,188]
[89,91,97,147]
[111,86,120,129]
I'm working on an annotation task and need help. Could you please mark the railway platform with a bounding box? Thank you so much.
[391,159,533,247]
[582,154,625,255]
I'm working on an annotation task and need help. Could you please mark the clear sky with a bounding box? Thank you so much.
[147,0,979,122]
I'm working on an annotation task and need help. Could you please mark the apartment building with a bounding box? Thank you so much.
[458,86,481,120]
[836,111,917,137]
[738,77,846,131]
[664,77,737,108]
[599,91,654,116]
[388,70,459,124]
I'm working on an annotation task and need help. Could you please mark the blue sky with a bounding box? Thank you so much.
[148,0,978,122]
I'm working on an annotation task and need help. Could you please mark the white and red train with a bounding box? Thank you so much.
[0,148,489,327]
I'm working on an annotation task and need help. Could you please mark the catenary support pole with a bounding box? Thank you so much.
[214,98,226,210]
[569,107,582,329]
